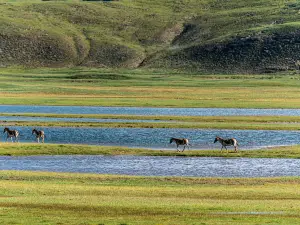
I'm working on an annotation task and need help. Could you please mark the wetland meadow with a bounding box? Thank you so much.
[1,68,300,224]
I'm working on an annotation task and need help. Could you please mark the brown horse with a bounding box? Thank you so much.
[3,127,19,142]
[214,136,238,152]
[170,138,190,152]
[32,129,45,143]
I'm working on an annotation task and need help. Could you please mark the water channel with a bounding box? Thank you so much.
[1,105,300,149]
[1,105,300,177]
[2,105,300,116]
[2,126,299,150]
[1,155,299,177]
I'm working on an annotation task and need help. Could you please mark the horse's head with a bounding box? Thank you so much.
[214,137,220,143]
[169,138,174,144]
[3,127,8,133]
[32,129,36,135]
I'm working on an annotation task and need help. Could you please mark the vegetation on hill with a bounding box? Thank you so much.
[1,0,300,73]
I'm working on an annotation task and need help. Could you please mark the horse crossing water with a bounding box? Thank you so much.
[3,126,241,153]
[3,127,19,143]
[32,129,45,143]
[170,137,190,152]
[214,136,238,153]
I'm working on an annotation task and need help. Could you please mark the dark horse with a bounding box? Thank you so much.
[170,138,190,152]
[214,136,238,152]
[32,129,45,143]
[3,127,19,142]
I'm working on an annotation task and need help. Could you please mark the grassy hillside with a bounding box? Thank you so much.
[1,0,300,73]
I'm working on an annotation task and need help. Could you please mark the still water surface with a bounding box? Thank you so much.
[2,105,300,116]
[0,155,299,177]
[0,116,163,123]
[4,126,300,150]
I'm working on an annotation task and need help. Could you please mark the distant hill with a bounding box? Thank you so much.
[1,0,300,73]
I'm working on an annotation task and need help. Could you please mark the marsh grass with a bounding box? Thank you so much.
[2,113,300,130]
[1,170,300,224]
[1,143,300,158]
[1,68,300,108]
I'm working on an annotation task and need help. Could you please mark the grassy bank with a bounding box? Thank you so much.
[1,68,300,108]
[0,170,300,224]
[2,143,300,158]
[2,113,300,130]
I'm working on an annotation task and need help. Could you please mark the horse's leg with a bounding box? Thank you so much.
[37,137,40,143]
[42,137,44,143]
[10,136,13,143]
[225,146,228,153]
[182,145,186,152]
[234,145,238,152]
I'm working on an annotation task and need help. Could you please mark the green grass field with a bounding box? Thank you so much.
[3,113,300,130]
[0,170,300,224]
[2,143,300,158]
[1,68,300,108]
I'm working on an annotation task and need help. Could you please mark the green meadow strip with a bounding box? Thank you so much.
[3,113,300,122]
[1,68,300,108]
[0,170,300,224]
[1,143,300,158]
[1,114,300,130]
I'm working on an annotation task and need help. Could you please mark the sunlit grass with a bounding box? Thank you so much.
[0,170,300,224]
[2,113,300,130]
[1,68,300,108]
[1,143,300,158]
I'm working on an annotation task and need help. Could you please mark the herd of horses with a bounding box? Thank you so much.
[170,136,239,153]
[3,127,238,152]
[3,127,45,143]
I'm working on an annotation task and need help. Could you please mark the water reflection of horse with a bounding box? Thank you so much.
[32,129,45,143]
[3,127,19,142]
[170,138,190,152]
[214,136,238,152]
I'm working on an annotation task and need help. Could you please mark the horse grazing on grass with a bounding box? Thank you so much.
[214,136,238,152]
[32,129,45,143]
[170,138,190,152]
[3,127,19,143]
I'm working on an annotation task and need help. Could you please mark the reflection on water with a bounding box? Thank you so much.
[2,105,300,116]
[3,126,300,150]
[1,155,299,177]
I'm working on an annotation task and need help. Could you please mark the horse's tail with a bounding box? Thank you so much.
[184,138,189,145]
[232,138,239,146]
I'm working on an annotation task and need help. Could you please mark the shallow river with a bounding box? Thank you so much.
[2,105,300,116]
[0,116,163,123]
[3,126,300,150]
[0,155,299,177]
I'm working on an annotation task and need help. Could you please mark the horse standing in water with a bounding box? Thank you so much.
[170,138,190,152]
[3,127,19,142]
[214,136,238,152]
[32,129,45,143]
